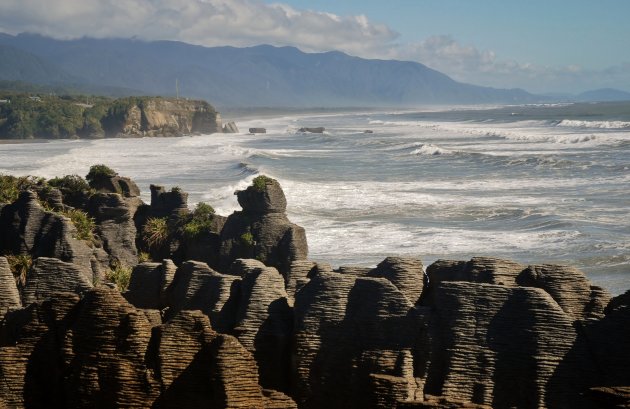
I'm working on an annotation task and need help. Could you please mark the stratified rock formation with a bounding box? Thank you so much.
[102,97,222,138]
[0,190,94,271]
[220,176,308,273]
[0,169,628,409]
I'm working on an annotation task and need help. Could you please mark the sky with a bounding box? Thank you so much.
[0,0,628,94]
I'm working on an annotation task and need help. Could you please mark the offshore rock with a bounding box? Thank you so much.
[223,121,239,133]
[219,177,307,273]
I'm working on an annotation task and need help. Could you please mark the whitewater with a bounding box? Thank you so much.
[1,103,629,295]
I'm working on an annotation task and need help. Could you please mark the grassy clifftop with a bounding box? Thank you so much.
[0,93,221,139]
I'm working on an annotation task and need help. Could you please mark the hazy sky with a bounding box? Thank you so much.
[0,0,628,93]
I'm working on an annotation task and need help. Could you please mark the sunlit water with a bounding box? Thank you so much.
[1,103,629,295]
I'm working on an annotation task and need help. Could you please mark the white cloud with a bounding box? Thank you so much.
[0,0,398,56]
[0,1,627,93]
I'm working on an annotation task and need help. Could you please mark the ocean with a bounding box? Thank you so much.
[1,102,629,295]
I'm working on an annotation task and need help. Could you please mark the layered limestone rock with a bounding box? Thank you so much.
[125,259,176,310]
[293,271,422,409]
[0,257,21,317]
[219,176,308,273]
[164,261,240,331]
[0,191,94,272]
[88,193,142,268]
[285,260,333,305]
[20,257,93,305]
[516,264,610,320]
[231,261,293,391]
[0,284,294,408]
[103,97,221,137]
[423,282,595,409]
[426,257,610,321]
[88,172,140,198]
[583,290,630,387]
[368,256,425,305]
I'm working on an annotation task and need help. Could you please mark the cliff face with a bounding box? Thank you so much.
[110,98,222,136]
[0,94,223,139]
[105,97,222,137]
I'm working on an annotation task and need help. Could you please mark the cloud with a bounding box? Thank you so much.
[0,1,627,93]
[396,36,630,93]
[0,0,398,56]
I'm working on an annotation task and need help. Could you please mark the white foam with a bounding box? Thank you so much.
[557,119,630,129]
[410,144,452,156]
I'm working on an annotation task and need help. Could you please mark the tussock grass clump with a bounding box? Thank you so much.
[138,251,151,263]
[5,253,32,286]
[106,262,132,292]
[65,208,95,242]
[143,217,169,249]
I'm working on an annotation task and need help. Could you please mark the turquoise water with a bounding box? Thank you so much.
[1,103,629,294]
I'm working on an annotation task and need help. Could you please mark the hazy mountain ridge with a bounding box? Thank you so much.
[1,34,628,107]
[0,33,542,107]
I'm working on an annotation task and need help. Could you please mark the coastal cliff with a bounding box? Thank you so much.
[0,94,222,139]
[0,168,628,409]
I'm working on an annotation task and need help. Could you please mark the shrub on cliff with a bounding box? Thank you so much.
[252,175,275,192]
[0,174,42,203]
[86,164,117,185]
[182,202,216,239]
[48,174,94,207]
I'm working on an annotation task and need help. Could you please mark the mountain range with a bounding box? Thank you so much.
[0,33,628,107]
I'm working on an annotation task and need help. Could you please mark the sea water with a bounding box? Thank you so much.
[1,103,629,295]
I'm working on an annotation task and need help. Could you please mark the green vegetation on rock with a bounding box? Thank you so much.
[64,208,95,242]
[182,202,215,239]
[106,261,132,292]
[48,174,94,205]
[86,164,117,184]
[143,217,169,250]
[240,231,255,247]
[5,253,32,286]
[0,174,41,203]
[252,175,274,192]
